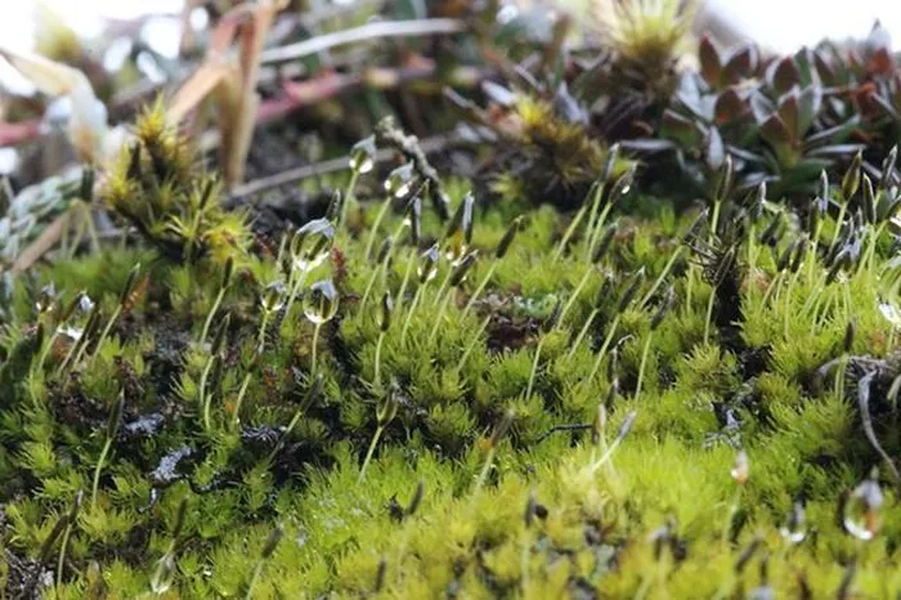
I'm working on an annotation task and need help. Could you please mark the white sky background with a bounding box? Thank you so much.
[707,0,901,52]
[1,0,901,68]
[1,0,901,56]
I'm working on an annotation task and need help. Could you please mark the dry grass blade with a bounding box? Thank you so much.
[11,211,72,275]
[167,0,287,188]
[259,18,466,64]
[0,48,110,164]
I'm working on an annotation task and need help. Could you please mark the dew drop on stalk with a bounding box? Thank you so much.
[57,325,84,341]
[304,279,339,325]
[150,554,176,594]
[842,472,883,541]
[779,501,807,544]
[730,449,749,485]
[261,281,286,313]
[78,294,95,314]
[349,135,376,174]
[385,162,416,199]
[35,284,57,314]
[291,218,334,272]
[418,244,440,284]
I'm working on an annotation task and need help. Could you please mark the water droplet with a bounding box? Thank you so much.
[291,218,334,273]
[35,284,57,313]
[384,163,416,199]
[418,244,440,284]
[78,294,95,314]
[261,281,286,313]
[779,501,807,544]
[349,135,376,174]
[304,279,339,325]
[843,474,883,541]
[731,450,749,485]
[150,554,176,594]
[57,325,84,341]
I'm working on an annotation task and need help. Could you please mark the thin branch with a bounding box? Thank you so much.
[229,134,456,199]
[260,18,467,64]
[256,64,485,125]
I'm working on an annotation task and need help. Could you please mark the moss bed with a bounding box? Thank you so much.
[5,24,901,600]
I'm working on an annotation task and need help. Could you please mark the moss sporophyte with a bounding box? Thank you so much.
[10,16,901,598]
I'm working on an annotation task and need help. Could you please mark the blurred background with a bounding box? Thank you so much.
[2,0,901,57]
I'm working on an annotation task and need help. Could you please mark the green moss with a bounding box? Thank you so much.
[4,105,901,599]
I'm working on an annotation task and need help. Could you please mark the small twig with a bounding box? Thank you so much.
[857,371,901,485]
[229,134,456,199]
[260,19,466,64]
[534,423,592,444]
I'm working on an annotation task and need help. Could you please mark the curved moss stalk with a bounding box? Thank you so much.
[56,492,82,587]
[310,322,323,377]
[428,291,453,345]
[245,526,282,600]
[400,286,425,344]
[559,269,593,324]
[634,332,654,399]
[282,270,310,324]
[586,315,621,382]
[358,424,386,483]
[200,287,227,347]
[199,357,217,432]
[553,201,590,261]
[91,392,123,508]
[524,337,546,399]
[364,195,393,260]
[359,389,400,482]
[473,410,514,496]
[567,308,598,359]
[587,411,637,474]
[339,169,360,229]
[89,440,113,508]
[394,251,416,309]
[455,314,491,373]
[461,262,498,320]
[233,372,252,426]
[373,331,386,390]
[702,285,717,345]
[638,246,683,310]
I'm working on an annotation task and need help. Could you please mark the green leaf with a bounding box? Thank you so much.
[796,85,823,135]
[777,92,800,140]
[705,126,725,170]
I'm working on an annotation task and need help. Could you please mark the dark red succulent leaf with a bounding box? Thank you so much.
[777,91,801,140]
[770,56,801,96]
[864,21,895,76]
[853,81,881,119]
[723,45,759,84]
[699,34,723,87]
[760,113,797,166]
[750,91,776,124]
[870,93,900,121]
[661,109,702,147]
[813,49,837,86]
[714,87,749,125]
